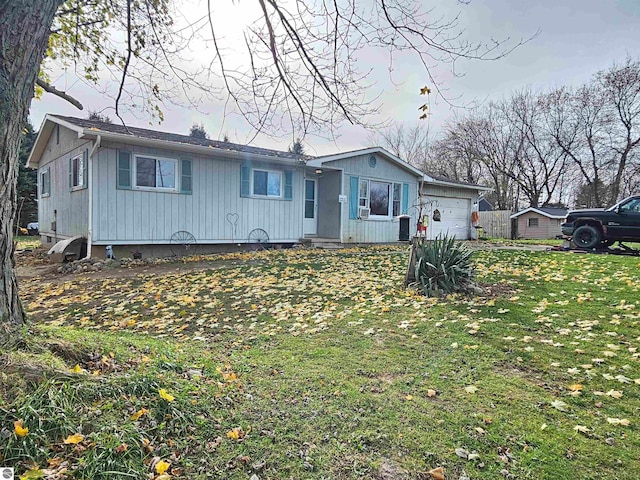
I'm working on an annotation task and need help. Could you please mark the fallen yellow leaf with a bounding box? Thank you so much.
[63,433,84,444]
[131,408,149,421]
[14,419,29,437]
[158,388,175,402]
[155,459,170,474]
[226,427,245,440]
[426,389,437,397]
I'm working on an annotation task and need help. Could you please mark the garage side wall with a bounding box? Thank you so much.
[323,154,419,243]
[37,126,91,244]
[420,185,478,240]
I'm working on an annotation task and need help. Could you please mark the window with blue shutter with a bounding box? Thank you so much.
[240,165,250,197]
[117,151,132,189]
[349,176,359,219]
[180,159,192,194]
[402,183,409,214]
[284,170,293,200]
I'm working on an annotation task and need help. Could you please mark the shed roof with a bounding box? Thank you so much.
[510,207,568,219]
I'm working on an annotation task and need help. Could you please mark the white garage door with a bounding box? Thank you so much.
[425,197,471,240]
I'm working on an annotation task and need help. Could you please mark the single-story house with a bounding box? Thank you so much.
[419,175,492,240]
[27,114,489,258]
[510,207,568,239]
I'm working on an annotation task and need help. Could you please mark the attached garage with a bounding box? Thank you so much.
[420,175,492,240]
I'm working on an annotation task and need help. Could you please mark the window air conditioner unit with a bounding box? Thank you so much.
[358,206,370,219]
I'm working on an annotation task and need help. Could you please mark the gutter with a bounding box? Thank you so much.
[85,135,101,258]
[80,129,301,167]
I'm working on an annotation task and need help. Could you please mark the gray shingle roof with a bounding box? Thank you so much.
[425,172,487,189]
[52,115,308,161]
[536,207,568,217]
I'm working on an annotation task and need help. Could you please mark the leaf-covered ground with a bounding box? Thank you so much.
[3,246,640,479]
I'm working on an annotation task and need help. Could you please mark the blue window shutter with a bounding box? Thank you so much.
[402,183,409,214]
[349,176,359,219]
[82,149,89,189]
[284,170,293,200]
[240,165,250,197]
[68,157,73,190]
[117,151,132,189]
[180,159,192,194]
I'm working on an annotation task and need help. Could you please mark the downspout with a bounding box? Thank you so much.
[85,135,101,258]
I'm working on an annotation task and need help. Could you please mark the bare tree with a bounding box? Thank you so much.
[547,59,640,207]
[367,122,432,168]
[502,90,572,207]
[0,0,531,346]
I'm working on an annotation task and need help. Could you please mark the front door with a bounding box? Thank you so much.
[303,179,317,235]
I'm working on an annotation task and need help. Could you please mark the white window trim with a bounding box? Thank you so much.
[358,178,402,219]
[41,167,51,198]
[133,154,179,192]
[71,153,85,190]
[251,168,283,198]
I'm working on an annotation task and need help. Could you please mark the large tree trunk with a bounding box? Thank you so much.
[0,1,63,348]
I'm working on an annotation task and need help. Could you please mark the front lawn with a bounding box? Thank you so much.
[3,247,640,479]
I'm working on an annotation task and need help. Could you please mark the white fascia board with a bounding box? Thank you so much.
[311,147,425,178]
[27,115,86,168]
[423,177,493,192]
[510,207,566,219]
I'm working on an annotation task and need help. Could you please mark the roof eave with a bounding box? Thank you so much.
[423,178,493,191]
[311,147,425,178]
[510,207,567,219]
[27,114,86,168]
[84,130,302,165]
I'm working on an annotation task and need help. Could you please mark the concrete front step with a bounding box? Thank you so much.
[300,237,343,249]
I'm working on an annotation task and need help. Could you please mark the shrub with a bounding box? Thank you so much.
[414,235,475,296]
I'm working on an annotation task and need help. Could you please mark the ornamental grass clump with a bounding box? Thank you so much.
[414,235,476,296]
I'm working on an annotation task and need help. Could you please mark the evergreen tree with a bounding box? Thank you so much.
[87,110,112,123]
[288,138,305,155]
[16,122,38,229]
[189,123,208,139]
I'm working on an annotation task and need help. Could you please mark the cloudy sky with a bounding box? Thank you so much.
[29,0,640,156]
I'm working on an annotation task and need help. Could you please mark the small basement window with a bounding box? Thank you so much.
[135,155,177,190]
[528,217,539,227]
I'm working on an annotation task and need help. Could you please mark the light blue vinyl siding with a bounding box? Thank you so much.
[92,144,304,244]
[37,126,91,239]
[324,153,420,243]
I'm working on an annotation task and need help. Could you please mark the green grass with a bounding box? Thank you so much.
[484,237,563,246]
[14,235,41,250]
[3,246,640,479]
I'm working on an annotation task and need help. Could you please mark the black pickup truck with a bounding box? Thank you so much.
[561,195,640,249]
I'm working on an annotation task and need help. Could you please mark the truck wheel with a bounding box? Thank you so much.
[573,225,601,249]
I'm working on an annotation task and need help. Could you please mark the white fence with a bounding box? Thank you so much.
[478,210,513,239]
